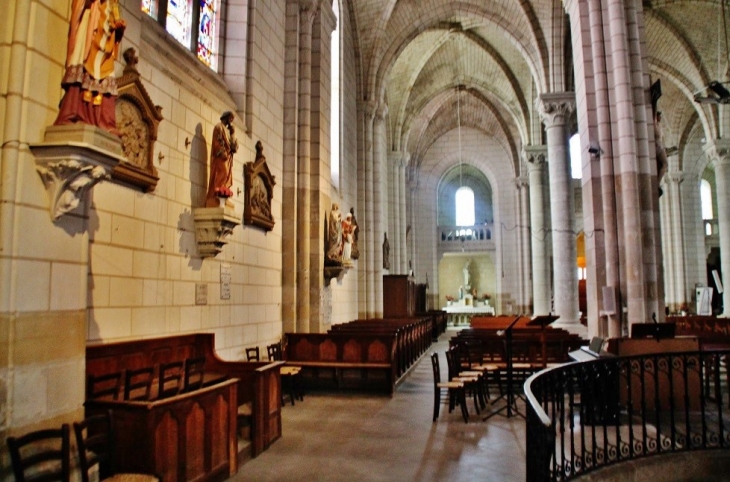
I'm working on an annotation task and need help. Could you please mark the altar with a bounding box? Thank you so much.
[443,303,495,325]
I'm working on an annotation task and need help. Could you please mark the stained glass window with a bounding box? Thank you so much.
[197,0,220,69]
[141,0,157,19]
[167,0,192,48]
[140,0,221,71]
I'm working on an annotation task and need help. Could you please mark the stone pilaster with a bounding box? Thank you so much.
[538,93,581,329]
[399,154,409,274]
[515,175,531,314]
[295,1,318,332]
[526,145,550,315]
[362,100,376,317]
[373,102,388,317]
[664,171,686,311]
[705,141,730,317]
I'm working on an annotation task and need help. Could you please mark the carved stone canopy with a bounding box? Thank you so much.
[243,141,276,231]
[113,48,163,192]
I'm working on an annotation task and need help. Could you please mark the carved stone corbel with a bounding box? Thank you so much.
[30,124,124,221]
[192,207,241,258]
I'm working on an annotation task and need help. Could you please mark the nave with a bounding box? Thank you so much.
[233,332,526,482]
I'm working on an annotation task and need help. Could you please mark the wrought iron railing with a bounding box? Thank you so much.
[524,350,730,481]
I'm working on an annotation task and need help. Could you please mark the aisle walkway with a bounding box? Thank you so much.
[231,333,526,482]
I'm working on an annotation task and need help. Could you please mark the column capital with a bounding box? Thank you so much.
[375,102,389,121]
[299,0,321,15]
[704,139,730,168]
[363,100,378,120]
[407,165,419,191]
[515,176,530,189]
[524,145,547,169]
[319,0,337,35]
[664,171,684,185]
[537,92,576,127]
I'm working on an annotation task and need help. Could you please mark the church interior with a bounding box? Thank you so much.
[2,0,730,480]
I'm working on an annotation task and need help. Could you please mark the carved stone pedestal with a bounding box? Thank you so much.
[192,207,240,258]
[324,265,350,285]
[30,124,124,221]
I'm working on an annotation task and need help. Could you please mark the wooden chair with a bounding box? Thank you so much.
[431,352,468,423]
[446,347,484,415]
[267,342,282,361]
[183,356,206,392]
[87,371,123,401]
[124,366,155,401]
[268,342,302,405]
[246,346,260,361]
[74,411,158,482]
[7,424,70,482]
[157,361,184,399]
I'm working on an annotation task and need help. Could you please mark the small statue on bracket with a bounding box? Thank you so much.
[205,111,238,208]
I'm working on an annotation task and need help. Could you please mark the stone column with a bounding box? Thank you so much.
[373,103,388,317]
[389,153,399,273]
[362,101,376,317]
[295,1,317,332]
[706,142,730,317]
[666,172,686,310]
[538,93,581,328]
[399,154,409,274]
[659,180,675,309]
[516,175,532,314]
[526,146,550,315]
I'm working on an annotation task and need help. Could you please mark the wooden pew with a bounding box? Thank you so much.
[284,333,398,395]
[669,315,730,350]
[329,316,432,375]
[85,333,284,482]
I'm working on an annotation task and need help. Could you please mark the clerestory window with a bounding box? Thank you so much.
[141,0,222,71]
[455,186,475,227]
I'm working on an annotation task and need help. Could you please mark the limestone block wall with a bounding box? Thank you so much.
[413,128,521,314]
[82,0,287,360]
[0,0,90,461]
[0,0,299,457]
[327,0,360,326]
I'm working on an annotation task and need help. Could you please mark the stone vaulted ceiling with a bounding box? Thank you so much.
[347,0,730,179]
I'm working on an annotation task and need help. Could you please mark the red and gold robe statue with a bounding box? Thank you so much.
[54,0,126,135]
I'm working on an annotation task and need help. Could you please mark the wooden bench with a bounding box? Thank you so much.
[284,333,398,395]
[329,316,432,376]
[85,333,284,482]
[670,315,730,350]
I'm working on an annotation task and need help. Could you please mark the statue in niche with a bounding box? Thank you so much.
[325,203,343,265]
[349,208,360,259]
[383,232,390,270]
[342,213,355,266]
[54,0,126,135]
[243,140,276,230]
[205,111,238,208]
[463,260,471,290]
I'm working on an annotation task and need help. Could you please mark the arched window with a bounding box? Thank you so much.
[701,179,713,220]
[330,0,341,189]
[569,133,581,179]
[142,0,222,70]
[701,179,713,235]
[455,186,475,226]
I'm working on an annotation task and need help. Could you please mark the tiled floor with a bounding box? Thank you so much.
[231,333,526,482]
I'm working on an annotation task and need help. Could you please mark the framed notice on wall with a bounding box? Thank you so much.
[220,263,231,300]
